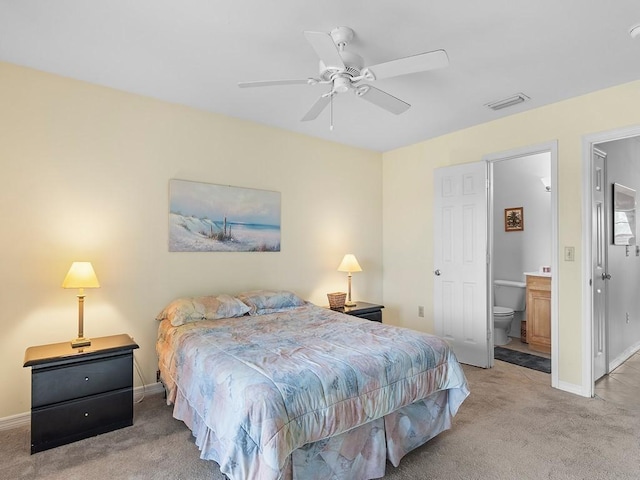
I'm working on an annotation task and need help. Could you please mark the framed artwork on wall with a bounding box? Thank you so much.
[169,179,281,252]
[504,207,524,232]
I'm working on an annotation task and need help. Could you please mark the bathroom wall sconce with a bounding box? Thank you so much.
[540,177,551,192]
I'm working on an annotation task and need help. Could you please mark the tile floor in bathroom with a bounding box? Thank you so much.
[500,337,551,359]
[594,351,640,413]
[500,336,640,413]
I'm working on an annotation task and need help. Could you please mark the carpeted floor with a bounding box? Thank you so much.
[2,361,640,479]
[494,346,551,373]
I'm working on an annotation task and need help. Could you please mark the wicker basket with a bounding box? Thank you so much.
[327,292,347,309]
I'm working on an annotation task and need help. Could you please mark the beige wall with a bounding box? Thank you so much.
[382,79,640,390]
[0,62,383,419]
[5,59,640,419]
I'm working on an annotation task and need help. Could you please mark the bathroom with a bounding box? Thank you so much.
[492,151,552,356]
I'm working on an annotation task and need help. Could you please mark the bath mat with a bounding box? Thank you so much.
[494,346,551,373]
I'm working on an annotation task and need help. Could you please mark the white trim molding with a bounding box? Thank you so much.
[0,411,29,431]
[484,140,559,390]
[558,380,590,397]
[582,124,640,398]
[609,340,640,373]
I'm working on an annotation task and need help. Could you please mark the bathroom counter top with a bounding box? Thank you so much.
[524,271,552,278]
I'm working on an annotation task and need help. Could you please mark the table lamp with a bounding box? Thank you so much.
[62,262,100,348]
[337,254,362,307]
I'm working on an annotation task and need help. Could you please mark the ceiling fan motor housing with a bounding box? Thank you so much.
[319,50,364,82]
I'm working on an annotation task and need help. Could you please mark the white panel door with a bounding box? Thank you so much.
[434,162,490,367]
[592,148,608,380]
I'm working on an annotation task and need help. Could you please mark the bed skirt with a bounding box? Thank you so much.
[172,386,465,480]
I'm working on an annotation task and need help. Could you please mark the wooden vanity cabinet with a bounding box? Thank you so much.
[526,275,551,354]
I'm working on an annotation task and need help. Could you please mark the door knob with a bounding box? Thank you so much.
[602,273,612,280]
[434,269,441,276]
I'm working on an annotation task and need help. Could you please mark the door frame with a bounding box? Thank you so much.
[582,125,640,397]
[484,141,559,388]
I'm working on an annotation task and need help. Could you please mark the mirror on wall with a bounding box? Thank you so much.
[613,183,636,246]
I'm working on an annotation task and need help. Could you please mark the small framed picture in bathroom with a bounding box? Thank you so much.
[504,207,524,232]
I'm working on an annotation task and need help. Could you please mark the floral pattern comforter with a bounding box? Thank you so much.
[157,304,468,479]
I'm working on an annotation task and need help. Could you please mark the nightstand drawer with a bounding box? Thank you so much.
[357,310,382,322]
[31,388,133,453]
[332,302,384,322]
[32,353,132,408]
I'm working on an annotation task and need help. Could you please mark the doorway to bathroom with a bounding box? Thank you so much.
[432,142,558,384]
[485,142,559,386]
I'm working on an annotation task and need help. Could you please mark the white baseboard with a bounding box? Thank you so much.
[609,341,640,372]
[0,382,166,431]
[557,380,591,398]
[0,411,30,431]
[134,381,166,400]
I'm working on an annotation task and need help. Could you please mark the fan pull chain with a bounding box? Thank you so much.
[330,93,334,131]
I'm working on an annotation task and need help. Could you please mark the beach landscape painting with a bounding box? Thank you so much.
[169,179,281,252]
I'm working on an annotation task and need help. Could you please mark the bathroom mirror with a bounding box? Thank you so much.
[613,183,636,246]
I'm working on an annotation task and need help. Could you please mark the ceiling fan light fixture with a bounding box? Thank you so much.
[333,77,350,93]
[485,93,530,111]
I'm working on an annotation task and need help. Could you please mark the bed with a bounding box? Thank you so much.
[156,290,469,480]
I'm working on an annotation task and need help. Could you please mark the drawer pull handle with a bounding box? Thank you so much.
[85,377,89,381]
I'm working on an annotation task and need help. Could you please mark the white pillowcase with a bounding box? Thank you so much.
[156,294,251,326]
[235,290,306,315]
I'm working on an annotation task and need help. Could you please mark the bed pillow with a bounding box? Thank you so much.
[156,294,251,326]
[236,290,306,315]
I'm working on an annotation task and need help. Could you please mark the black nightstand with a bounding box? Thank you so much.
[23,334,139,453]
[331,301,384,322]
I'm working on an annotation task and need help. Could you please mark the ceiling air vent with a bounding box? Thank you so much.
[485,93,530,111]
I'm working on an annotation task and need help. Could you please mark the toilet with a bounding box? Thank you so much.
[493,280,527,346]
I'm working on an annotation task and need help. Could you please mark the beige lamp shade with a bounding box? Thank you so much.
[337,254,362,273]
[62,262,100,348]
[62,262,100,289]
[337,254,361,307]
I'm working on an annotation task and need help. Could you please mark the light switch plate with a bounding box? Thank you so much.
[564,246,575,262]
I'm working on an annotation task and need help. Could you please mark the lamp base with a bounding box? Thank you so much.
[71,337,91,348]
[344,300,357,307]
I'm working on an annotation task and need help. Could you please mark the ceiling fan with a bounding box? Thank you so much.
[238,26,449,127]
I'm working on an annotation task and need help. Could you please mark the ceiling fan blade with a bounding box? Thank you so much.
[356,85,410,115]
[304,31,345,70]
[238,79,311,88]
[365,49,449,80]
[301,95,331,122]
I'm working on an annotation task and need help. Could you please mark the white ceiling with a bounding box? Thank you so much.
[2,1,640,152]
